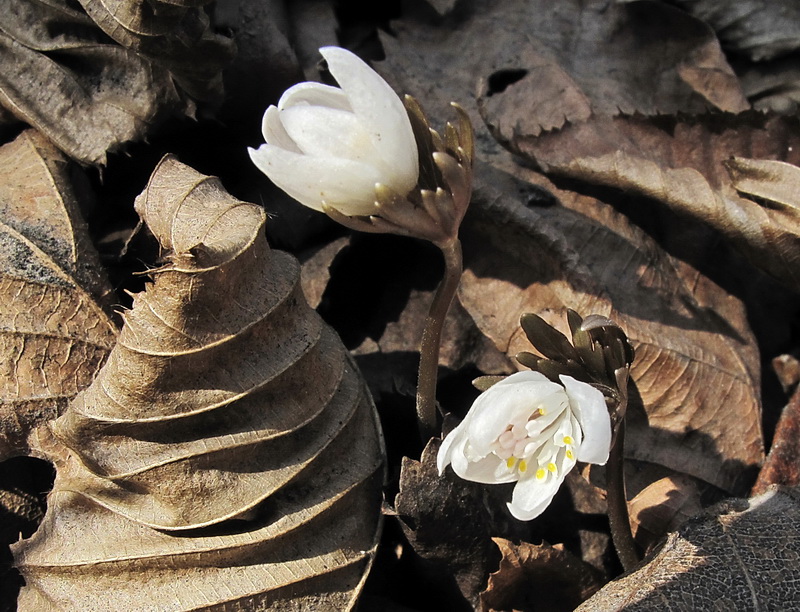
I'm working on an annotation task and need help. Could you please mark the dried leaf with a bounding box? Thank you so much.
[0,131,117,460]
[457,163,763,495]
[752,383,800,495]
[77,0,235,103]
[394,438,533,609]
[627,475,702,552]
[577,486,800,610]
[0,0,233,165]
[481,538,604,612]
[380,0,747,139]
[12,157,385,610]
[481,92,800,291]
[668,0,800,62]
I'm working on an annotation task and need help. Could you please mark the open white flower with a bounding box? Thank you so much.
[248,46,419,217]
[437,371,611,521]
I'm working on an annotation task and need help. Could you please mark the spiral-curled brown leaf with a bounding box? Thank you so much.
[12,156,385,610]
[0,130,116,460]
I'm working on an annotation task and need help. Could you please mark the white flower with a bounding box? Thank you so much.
[248,46,419,217]
[437,371,611,521]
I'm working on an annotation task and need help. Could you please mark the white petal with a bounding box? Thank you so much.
[449,435,516,484]
[437,420,468,474]
[320,46,418,193]
[248,145,381,216]
[560,375,611,465]
[278,81,351,112]
[508,468,568,521]
[467,372,563,452]
[262,106,301,153]
[279,105,387,169]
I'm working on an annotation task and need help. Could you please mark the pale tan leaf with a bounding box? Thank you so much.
[628,475,703,553]
[0,131,117,460]
[12,156,385,610]
[576,486,800,610]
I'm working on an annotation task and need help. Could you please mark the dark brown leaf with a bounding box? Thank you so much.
[0,0,233,165]
[481,537,604,612]
[668,0,800,62]
[752,383,800,495]
[577,486,800,610]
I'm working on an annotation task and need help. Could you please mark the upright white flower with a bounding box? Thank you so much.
[248,46,419,217]
[437,371,611,521]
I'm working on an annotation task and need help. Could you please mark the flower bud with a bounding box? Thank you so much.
[437,371,611,521]
[248,46,419,217]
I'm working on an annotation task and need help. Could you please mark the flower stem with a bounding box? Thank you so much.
[416,238,463,441]
[606,419,640,572]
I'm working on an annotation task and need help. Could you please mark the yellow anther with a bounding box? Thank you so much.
[536,468,546,480]
[538,407,546,416]
[566,449,575,460]
[547,462,557,473]
[563,435,574,445]
[506,457,517,469]
[518,460,528,473]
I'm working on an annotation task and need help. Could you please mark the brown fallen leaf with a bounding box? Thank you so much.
[481,89,800,291]
[379,0,747,137]
[576,486,800,610]
[667,0,800,62]
[394,438,531,609]
[0,130,117,460]
[752,382,800,496]
[0,0,233,165]
[78,0,235,104]
[627,475,703,553]
[11,156,385,610]
[481,537,604,612]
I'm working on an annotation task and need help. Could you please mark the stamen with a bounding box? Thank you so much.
[547,462,557,473]
[518,460,528,473]
[566,449,574,460]
[563,435,574,445]
[538,407,546,416]
[506,457,517,469]
[536,468,546,480]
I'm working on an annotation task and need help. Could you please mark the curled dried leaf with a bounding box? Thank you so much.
[12,156,385,610]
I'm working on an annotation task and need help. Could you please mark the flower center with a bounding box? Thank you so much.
[490,401,576,479]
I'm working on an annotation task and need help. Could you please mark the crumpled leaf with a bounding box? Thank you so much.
[480,537,604,612]
[576,486,800,610]
[0,130,117,460]
[380,0,747,142]
[666,0,800,62]
[457,163,763,496]
[482,106,800,291]
[77,0,235,103]
[0,0,234,165]
[394,438,535,609]
[11,156,385,610]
